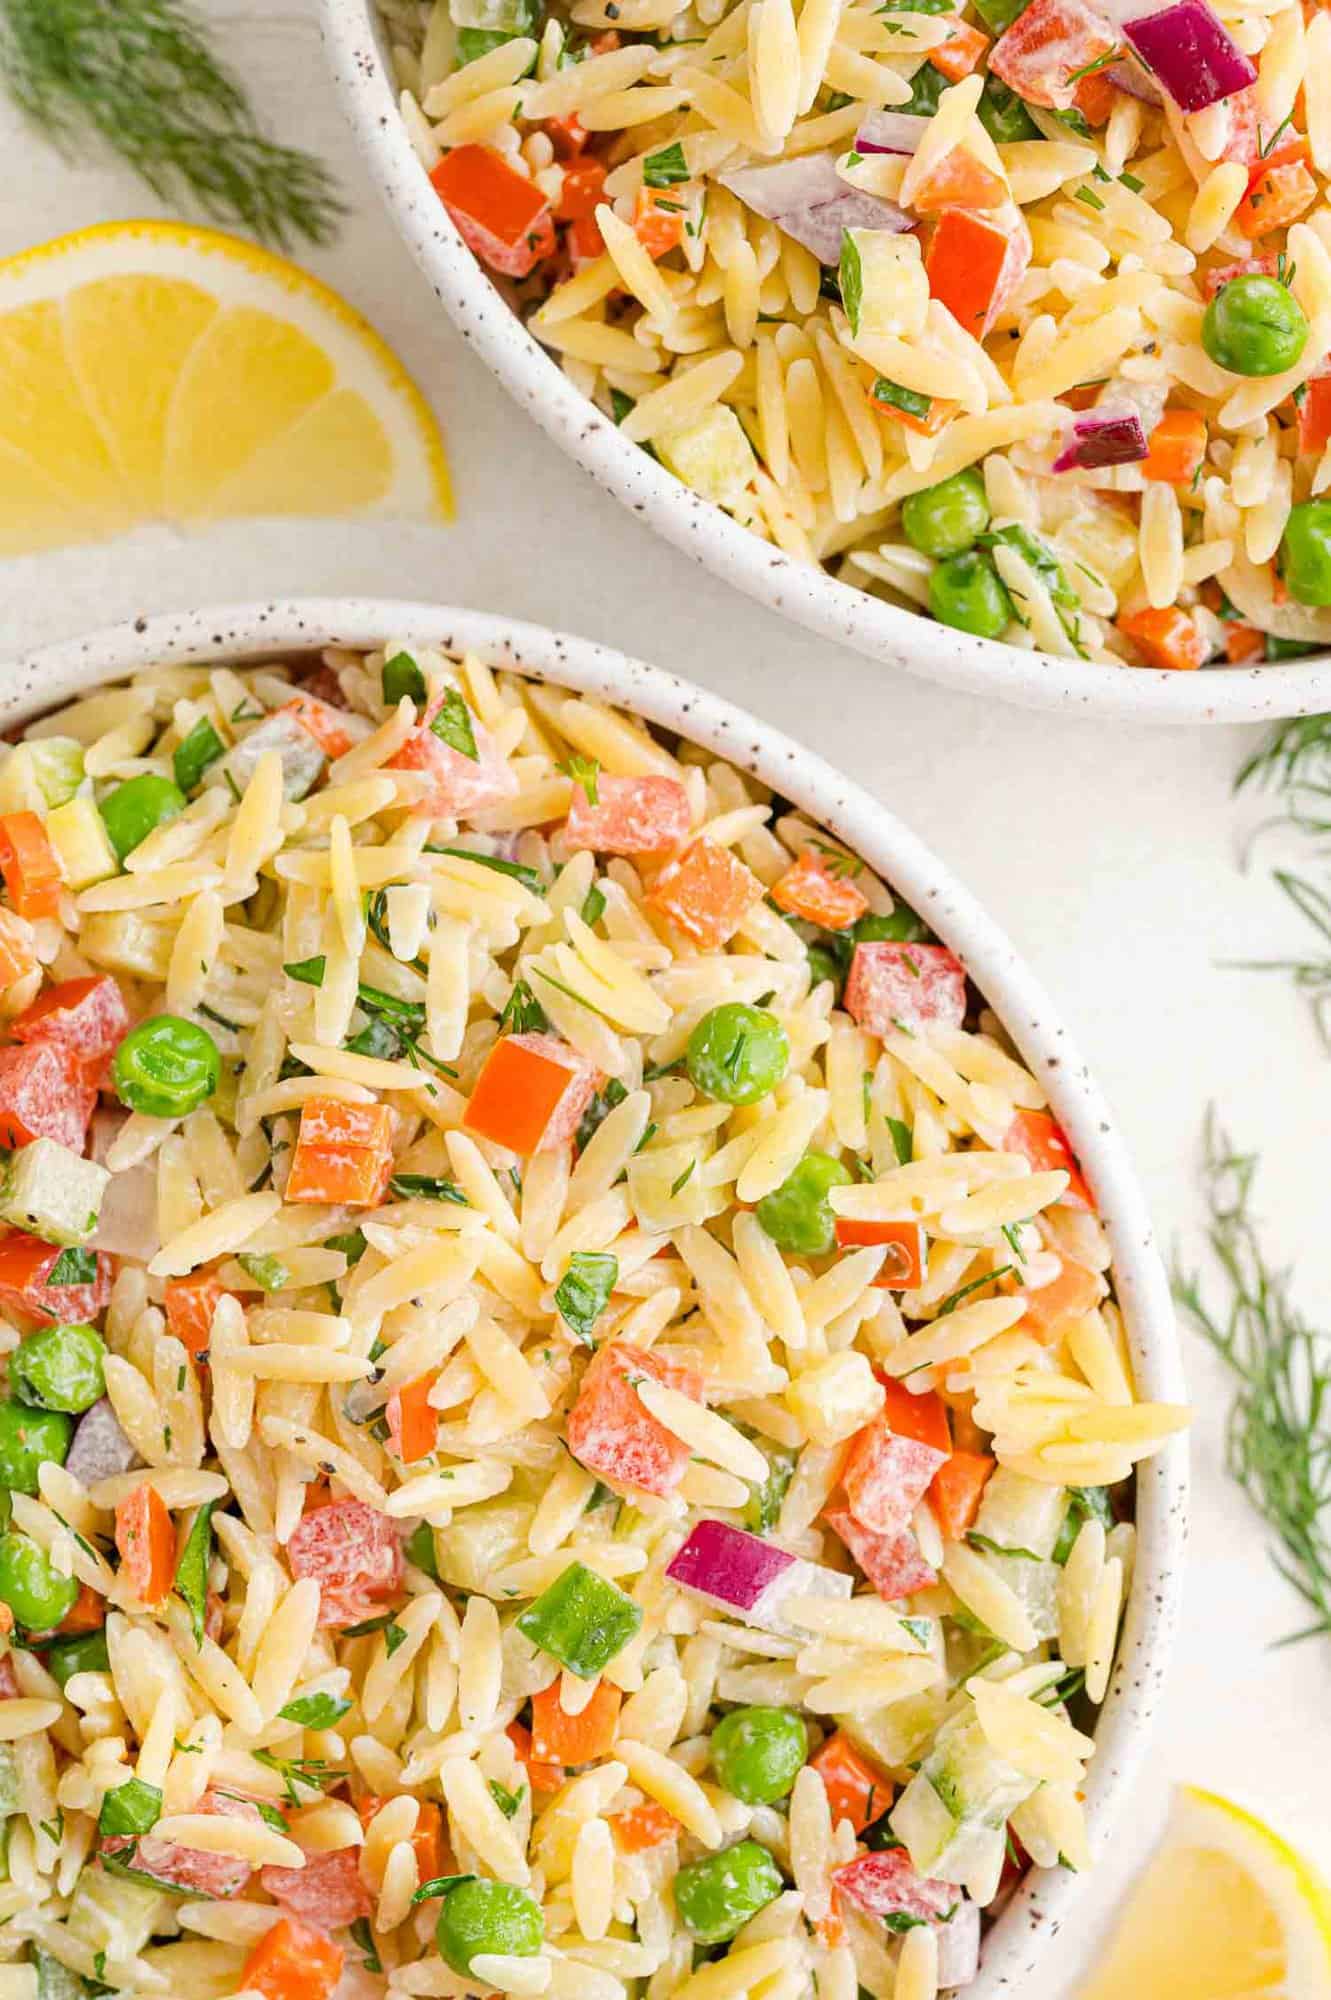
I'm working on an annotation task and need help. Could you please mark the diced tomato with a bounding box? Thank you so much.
[0,1233,111,1325]
[1004,1109,1094,1209]
[115,1484,175,1609]
[842,1412,948,1537]
[56,1582,106,1635]
[286,1497,403,1630]
[531,1677,622,1764]
[990,0,1117,110]
[1237,159,1316,237]
[833,1848,959,1921]
[929,18,990,77]
[823,1505,936,1601]
[388,688,519,817]
[566,775,691,856]
[543,114,587,159]
[557,158,608,222]
[1140,409,1207,485]
[834,1218,927,1290]
[430,144,556,279]
[770,850,869,931]
[648,839,763,949]
[1019,1257,1104,1340]
[567,212,606,266]
[0,813,62,922]
[911,146,1007,214]
[1298,369,1331,456]
[0,909,37,990]
[241,1916,344,2000]
[810,1732,893,1834]
[872,384,956,436]
[844,940,967,1038]
[278,693,357,761]
[930,1450,994,1538]
[260,1848,372,1930]
[634,185,685,259]
[165,1267,230,1363]
[566,1341,703,1498]
[926,207,1031,337]
[1118,603,1208,672]
[0,1040,97,1151]
[507,1719,565,1795]
[1203,253,1277,299]
[1225,624,1266,664]
[285,1097,395,1207]
[386,1373,438,1464]
[13,974,129,1083]
[103,1789,261,1900]
[610,1801,679,1852]
[464,1031,599,1156]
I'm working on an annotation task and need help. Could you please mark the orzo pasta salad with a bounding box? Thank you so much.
[0,644,1185,2000]
[384,0,1331,669]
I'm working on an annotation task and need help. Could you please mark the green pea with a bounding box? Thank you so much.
[978,75,1040,143]
[754,1153,852,1258]
[0,1402,72,1496]
[1280,500,1331,606]
[1201,275,1307,378]
[436,1879,544,1975]
[9,1324,105,1416]
[928,551,1013,640]
[113,1014,220,1118]
[0,1530,80,1631]
[901,470,990,559]
[44,1627,110,1687]
[711,1707,808,1805]
[854,905,930,945]
[806,942,845,993]
[687,1004,789,1107]
[98,775,187,865]
[674,1839,784,1943]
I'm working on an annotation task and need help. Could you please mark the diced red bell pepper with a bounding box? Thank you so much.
[464,1031,599,1156]
[810,1731,893,1833]
[634,185,685,259]
[610,1799,680,1851]
[164,1267,230,1363]
[285,1097,395,1207]
[114,1484,175,1609]
[278,693,357,760]
[844,940,967,1038]
[544,114,587,159]
[507,1719,566,1795]
[388,688,519,817]
[1299,370,1331,456]
[1236,159,1316,238]
[990,0,1117,109]
[259,1848,372,1930]
[1004,1108,1094,1209]
[566,775,691,856]
[834,1218,927,1290]
[386,1373,438,1464]
[287,1497,403,1629]
[926,207,1030,337]
[833,1848,960,1921]
[912,147,1007,214]
[930,1450,994,1538]
[823,1505,936,1601]
[770,850,869,931]
[13,974,129,1083]
[0,1233,111,1324]
[531,1677,622,1764]
[102,1789,261,1900]
[566,1340,703,1498]
[1203,253,1278,299]
[842,1414,948,1537]
[567,212,606,266]
[0,1040,98,1151]
[1139,409,1207,485]
[430,144,556,279]
[0,813,63,922]
[557,158,608,222]
[241,1916,344,2000]
[929,19,990,77]
[648,839,763,949]
[1019,1257,1103,1339]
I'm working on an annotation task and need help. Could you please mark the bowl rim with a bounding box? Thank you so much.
[12,597,1187,1991]
[321,0,1331,726]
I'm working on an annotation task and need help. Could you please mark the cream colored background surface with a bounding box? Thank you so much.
[2,1,1329,1984]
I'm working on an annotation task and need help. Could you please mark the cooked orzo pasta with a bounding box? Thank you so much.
[382,0,1331,670]
[0,643,1185,2000]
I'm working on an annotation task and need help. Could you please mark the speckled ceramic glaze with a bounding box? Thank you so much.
[6,601,1189,1993]
[320,0,1331,725]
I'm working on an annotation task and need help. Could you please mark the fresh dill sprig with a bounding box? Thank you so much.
[1172,1111,1331,1647]
[0,0,344,250]
[1231,713,1331,1044]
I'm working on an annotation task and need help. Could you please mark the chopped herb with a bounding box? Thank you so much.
[1001,1220,1027,1264]
[173,716,225,793]
[284,954,326,987]
[499,977,550,1036]
[278,1691,352,1728]
[1119,170,1145,193]
[935,1263,1014,1318]
[404,1519,439,1580]
[575,1076,628,1155]
[670,1160,696,1196]
[532,965,604,1016]
[388,1173,470,1205]
[872,377,933,421]
[412,1874,478,1904]
[839,228,864,335]
[1066,43,1120,80]
[383,649,427,707]
[1258,110,1294,160]
[173,1500,214,1646]
[326,1228,367,1265]
[610,388,635,424]
[967,1529,1043,1561]
[554,1250,619,1346]
[384,1621,408,1657]
[581,883,607,927]
[433,845,546,894]
[430,686,479,762]
[339,1612,395,1638]
[643,140,689,186]
[561,752,600,805]
[46,1247,97,1288]
[1074,184,1105,212]
[885,1115,913,1166]
[488,1778,526,1819]
[251,1750,347,1805]
[238,1252,289,1292]
[351,1917,382,1972]
[98,1777,163,1838]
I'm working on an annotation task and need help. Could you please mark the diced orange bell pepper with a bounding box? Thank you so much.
[241,1916,344,2000]
[115,1485,175,1610]
[165,1266,229,1363]
[1297,372,1331,455]
[878,1378,952,1455]
[1071,66,1117,126]
[1225,624,1266,664]
[911,145,1007,214]
[1020,1258,1103,1340]
[0,1232,111,1323]
[430,145,555,279]
[810,1731,893,1833]
[0,813,62,922]
[648,839,762,949]
[386,1374,438,1464]
[507,1719,565,1794]
[834,1217,926,1290]
[1236,159,1316,238]
[770,849,869,931]
[464,1031,598,1156]
[634,185,686,259]
[557,158,608,221]
[926,208,1023,336]
[285,1097,395,1207]
[0,909,36,990]
[930,1450,995,1538]
[362,1796,447,1882]
[929,19,990,78]
[1117,604,1207,672]
[610,1800,680,1851]
[1004,1108,1094,1209]
[531,1677,622,1765]
[56,1582,106,1635]
[1140,409,1207,485]
[1247,132,1310,185]
[278,693,357,760]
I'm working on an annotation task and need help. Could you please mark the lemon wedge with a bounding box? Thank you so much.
[0,220,451,554]
[1078,1785,1331,2000]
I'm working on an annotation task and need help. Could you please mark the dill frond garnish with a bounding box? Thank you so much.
[1231,713,1331,1044]
[0,0,344,250]
[1173,1112,1331,1647]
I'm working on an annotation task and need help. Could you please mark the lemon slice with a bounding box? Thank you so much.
[1078,1786,1331,2000]
[0,220,451,554]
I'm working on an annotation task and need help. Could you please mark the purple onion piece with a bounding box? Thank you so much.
[1053,408,1149,471]
[665,1519,796,1610]
[854,110,931,155]
[935,1900,981,1990]
[1106,56,1162,104]
[1123,0,1255,112]
[65,1397,140,1485]
[718,153,912,265]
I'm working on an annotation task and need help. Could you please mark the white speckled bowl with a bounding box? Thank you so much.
[12,599,1187,1990]
[321,0,1331,725]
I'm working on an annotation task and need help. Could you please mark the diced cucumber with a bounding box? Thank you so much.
[0,1742,19,1816]
[67,1864,168,1961]
[434,1498,534,1593]
[925,1713,1036,1827]
[843,1686,947,1770]
[0,1140,110,1248]
[656,407,757,511]
[973,1469,1068,1561]
[45,797,118,892]
[840,228,928,341]
[79,912,173,980]
[891,1712,1036,1892]
[33,1947,91,2000]
[0,746,46,817]
[214,712,325,803]
[988,1553,1061,1643]
[28,740,86,810]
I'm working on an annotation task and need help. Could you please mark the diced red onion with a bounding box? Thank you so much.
[666,1520,796,1612]
[1053,408,1149,472]
[1106,56,1162,104]
[1123,0,1255,112]
[854,111,930,156]
[935,1900,981,1989]
[718,154,913,266]
[66,1398,140,1485]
